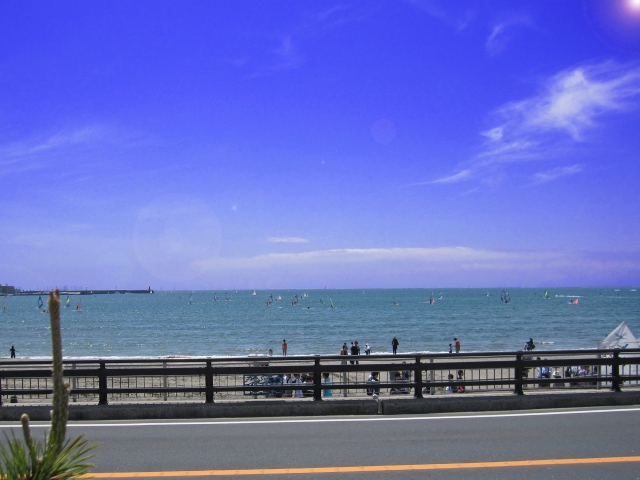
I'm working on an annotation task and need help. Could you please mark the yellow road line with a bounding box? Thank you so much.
[86,456,640,477]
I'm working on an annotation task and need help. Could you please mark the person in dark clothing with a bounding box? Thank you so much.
[350,341,360,364]
[524,338,536,351]
[392,336,399,354]
[9,345,16,358]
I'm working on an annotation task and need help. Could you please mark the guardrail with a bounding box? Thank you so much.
[1,349,639,406]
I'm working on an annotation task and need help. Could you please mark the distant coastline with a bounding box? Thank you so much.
[2,286,154,296]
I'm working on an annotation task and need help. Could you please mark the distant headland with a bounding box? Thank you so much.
[1,284,154,296]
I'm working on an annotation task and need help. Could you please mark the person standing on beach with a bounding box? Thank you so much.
[364,344,371,355]
[339,344,348,365]
[454,337,461,353]
[448,344,453,354]
[352,341,360,364]
[392,336,399,354]
[9,345,16,358]
[282,339,288,356]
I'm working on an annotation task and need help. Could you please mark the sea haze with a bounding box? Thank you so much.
[2,288,639,359]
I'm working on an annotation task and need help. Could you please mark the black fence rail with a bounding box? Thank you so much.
[1,349,639,406]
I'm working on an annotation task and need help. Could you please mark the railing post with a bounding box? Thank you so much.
[205,360,214,403]
[71,363,77,403]
[98,362,108,405]
[514,353,524,395]
[163,361,168,401]
[0,371,3,406]
[430,358,435,395]
[313,357,322,401]
[611,349,622,392]
[414,356,423,399]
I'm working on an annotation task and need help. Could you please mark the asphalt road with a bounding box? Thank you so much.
[2,406,639,479]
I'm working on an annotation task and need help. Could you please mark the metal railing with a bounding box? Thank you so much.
[1,349,639,406]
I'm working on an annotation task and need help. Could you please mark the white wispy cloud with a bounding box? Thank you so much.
[250,36,304,77]
[268,237,310,244]
[193,247,640,281]
[0,126,102,162]
[423,169,473,185]
[485,17,533,56]
[195,246,530,271]
[429,61,640,185]
[407,0,474,31]
[531,164,581,185]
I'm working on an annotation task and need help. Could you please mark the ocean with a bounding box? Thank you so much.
[2,288,639,359]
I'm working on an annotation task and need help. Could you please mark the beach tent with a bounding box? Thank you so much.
[598,322,639,350]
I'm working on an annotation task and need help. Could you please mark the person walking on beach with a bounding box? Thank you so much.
[364,343,371,355]
[282,339,288,356]
[454,337,461,353]
[9,345,16,358]
[392,336,399,354]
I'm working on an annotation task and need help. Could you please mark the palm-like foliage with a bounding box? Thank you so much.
[0,290,98,479]
[0,430,96,480]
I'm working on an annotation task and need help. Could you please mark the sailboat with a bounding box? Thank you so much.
[571,298,579,305]
[75,300,82,311]
[214,292,218,302]
[501,290,510,304]
[291,295,298,306]
[225,293,230,302]
[251,290,257,296]
[37,296,43,310]
[301,292,308,299]
[267,295,273,307]
[429,292,435,305]
[485,291,490,297]
[189,291,193,305]
[65,296,71,307]
[393,296,399,306]
[544,291,550,300]
[438,291,443,300]
[330,298,335,309]
[276,295,282,302]
[319,297,324,305]
[2,296,7,312]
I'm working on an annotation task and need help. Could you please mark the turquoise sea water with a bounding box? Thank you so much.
[1,288,639,359]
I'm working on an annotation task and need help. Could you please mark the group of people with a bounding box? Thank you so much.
[448,338,461,354]
[278,336,463,357]
[445,370,466,394]
[339,341,372,363]
[281,372,333,398]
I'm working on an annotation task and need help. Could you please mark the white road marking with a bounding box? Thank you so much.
[2,406,639,428]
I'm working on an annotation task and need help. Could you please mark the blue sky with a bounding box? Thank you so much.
[2,0,640,290]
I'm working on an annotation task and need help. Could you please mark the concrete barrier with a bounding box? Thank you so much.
[0,399,378,422]
[381,391,640,415]
[1,392,638,422]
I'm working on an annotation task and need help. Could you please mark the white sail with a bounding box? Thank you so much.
[598,322,639,350]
